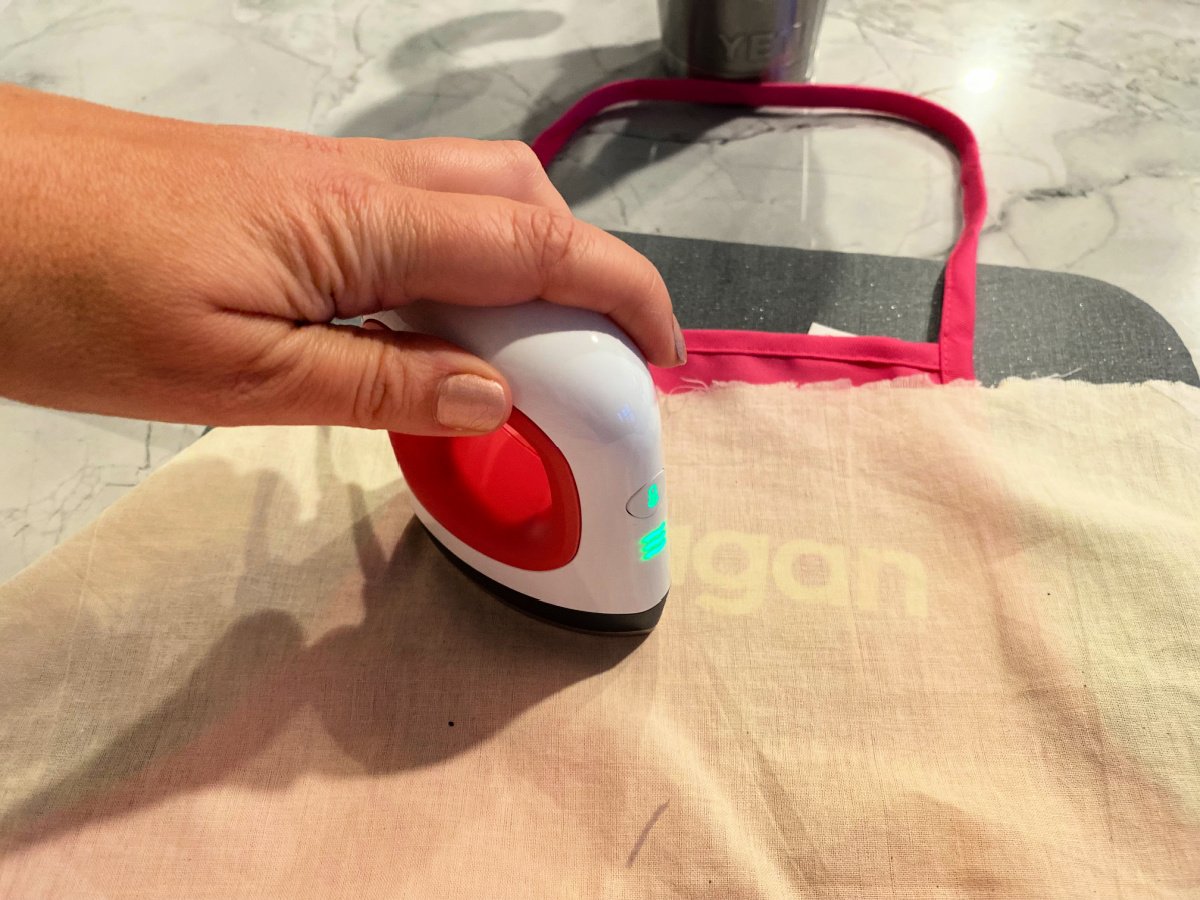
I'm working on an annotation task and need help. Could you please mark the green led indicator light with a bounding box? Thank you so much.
[639,521,667,561]
[646,483,660,510]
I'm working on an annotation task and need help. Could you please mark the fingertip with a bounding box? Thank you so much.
[577,230,680,368]
[671,313,688,367]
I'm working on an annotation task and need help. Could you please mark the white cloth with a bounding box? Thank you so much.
[1,378,1198,898]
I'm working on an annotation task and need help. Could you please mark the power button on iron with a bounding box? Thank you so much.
[626,470,665,519]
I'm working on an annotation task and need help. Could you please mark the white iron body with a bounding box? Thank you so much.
[372,301,670,633]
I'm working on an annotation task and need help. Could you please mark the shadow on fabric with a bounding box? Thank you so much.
[0,429,645,852]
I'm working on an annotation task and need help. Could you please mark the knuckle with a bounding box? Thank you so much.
[255,126,345,158]
[312,168,376,221]
[297,132,345,157]
[383,188,427,295]
[437,137,480,156]
[347,136,418,180]
[638,261,670,304]
[495,139,543,177]
[243,174,369,320]
[351,341,415,429]
[522,205,577,287]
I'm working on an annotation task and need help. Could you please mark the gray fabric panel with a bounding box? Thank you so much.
[613,231,1199,387]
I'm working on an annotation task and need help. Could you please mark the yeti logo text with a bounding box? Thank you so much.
[669,526,928,618]
[717,31,792,66]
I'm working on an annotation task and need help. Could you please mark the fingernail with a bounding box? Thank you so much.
[436,374,508,432]
[672,314,687,366]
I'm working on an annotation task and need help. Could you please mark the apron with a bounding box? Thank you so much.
[531,79,986,389]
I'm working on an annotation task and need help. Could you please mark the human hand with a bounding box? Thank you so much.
[0,85,683,435]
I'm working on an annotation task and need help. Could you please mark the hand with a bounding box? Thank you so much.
[0,85,684,435]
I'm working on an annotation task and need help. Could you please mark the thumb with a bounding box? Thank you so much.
[276,320,512,435]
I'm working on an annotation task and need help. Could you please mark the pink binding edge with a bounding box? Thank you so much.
[530,79,987,384]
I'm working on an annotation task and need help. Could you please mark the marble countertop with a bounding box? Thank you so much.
[1,0,1197,582]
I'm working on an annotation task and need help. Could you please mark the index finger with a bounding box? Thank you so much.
[359,186,682,368]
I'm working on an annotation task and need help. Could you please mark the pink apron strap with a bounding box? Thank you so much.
[530,79,986,384]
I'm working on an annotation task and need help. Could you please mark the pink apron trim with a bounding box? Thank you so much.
[531,79,987,388]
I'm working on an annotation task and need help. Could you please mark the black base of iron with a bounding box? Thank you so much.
[425,528,668,635]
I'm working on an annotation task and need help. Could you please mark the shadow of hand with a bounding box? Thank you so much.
[0,427,644,851]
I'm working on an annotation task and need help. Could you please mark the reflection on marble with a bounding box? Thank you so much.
[0,0,1197,578]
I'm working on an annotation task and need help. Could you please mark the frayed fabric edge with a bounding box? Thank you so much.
[657,376,1200,399]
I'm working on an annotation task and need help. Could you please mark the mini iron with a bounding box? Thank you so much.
[371,301,669,634]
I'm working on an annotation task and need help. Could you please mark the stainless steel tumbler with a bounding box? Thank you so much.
[658,0,828,82]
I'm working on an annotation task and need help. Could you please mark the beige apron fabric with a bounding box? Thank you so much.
[1,378,1198,899]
